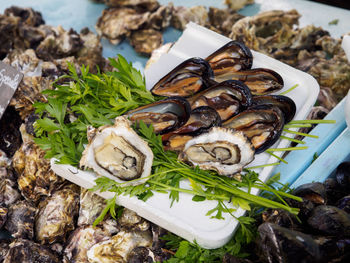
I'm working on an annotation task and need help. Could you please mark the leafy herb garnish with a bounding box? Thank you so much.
[34,55,157,166]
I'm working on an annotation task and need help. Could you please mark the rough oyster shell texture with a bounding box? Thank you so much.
[12,126,64,203]
[35,184,80,244]
[80,116,153,185]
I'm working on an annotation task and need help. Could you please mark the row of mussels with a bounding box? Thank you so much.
[224,161,350,263]
[0,142,172,263]
[126,41,296,175]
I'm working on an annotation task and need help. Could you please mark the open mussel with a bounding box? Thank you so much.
[293,182,327,205]
[252,94,296,123]
[214,68,284,95]
[126,97,191,134]
[151,58,214,97]
[206,41,253,77]
[162,106,221,152]
[187,80,252,121]
[223,105,285,153]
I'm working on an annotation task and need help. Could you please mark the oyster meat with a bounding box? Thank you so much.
[179,127,255,176]
[119,208,150,232]
[80,116,153,185]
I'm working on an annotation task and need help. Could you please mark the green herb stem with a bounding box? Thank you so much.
[267,151,288,164]
[280,135,305,145]
[284,124,312,128]
[279,84,298,95]
[266,146,308,152]
[283,129,319,138]
[288,120,336,124]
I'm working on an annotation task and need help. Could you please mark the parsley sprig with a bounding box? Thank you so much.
[34,55,156,166]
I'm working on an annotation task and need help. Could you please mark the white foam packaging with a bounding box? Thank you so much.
[51,23,319,249]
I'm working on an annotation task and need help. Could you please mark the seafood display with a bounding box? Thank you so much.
[0,2,350,263]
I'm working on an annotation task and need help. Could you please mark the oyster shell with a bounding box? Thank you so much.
[224,0,254,11]
[80,116,153,185]
[129,29,163,56]
[35,184,80,244]
[179,127,255,176]
[0,179,20,207]
[12,125,65,203]
[64,225,112,263]
[0,206,8,229]
[96,8,150,45]
[119,208,150,232]
[104,0,160,11]
[171,6,208,31]
[0,106,22,157]
[77,188,106,226]
[3,239,60,263]
[0,241,9,263]
[87,230,152,263]
[5,200,37,239]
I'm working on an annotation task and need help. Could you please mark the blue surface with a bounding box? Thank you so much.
[274,98,348,185]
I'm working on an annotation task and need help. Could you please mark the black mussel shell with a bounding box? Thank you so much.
[223,105,285,153]
[252,94,296,123]
[206,41,253,77]
[314,236,350,263]
[262,209,300,230]
[126,97,191,135]
[257,223,321,263]
[337,195,350,213]
[307,205,350,236]
[293,182,327,205]
[188,80,252,122]
[324,178,347,205]
[335,162,350,190]
[286,197,315,223]
[162,106,221,151]
[151,57,214,98]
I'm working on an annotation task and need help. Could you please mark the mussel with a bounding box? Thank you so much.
[257,223,321,263]
[187,80,252,121]
[126,97,191,134]
[162,106,221,151]
[151,58,214,97]
[215,68,284,95]
[206,41,253,77]
[223,105,285,153]
[307,205,350,236]
[252,95,296,123]
[293,182,327,205]
[334,161,350,190]
[337,195,350,213]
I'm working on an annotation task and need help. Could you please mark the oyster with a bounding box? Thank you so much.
[206,41,253,78]
[0,241,9,262]
[4,6,44,27]
[119,208,150,232]
[145,43,173,69]
[179,127,255,176]
[151,58,214,98]
[208,7,244,37]
[96,8,150,45]
[223,105,285,153]
[3,239,60,263]
[171,6,208,31]
[224,0,254,11]
[0,179,20,207]
[80,116,153,185]
[5,200,37,239]
[188,80,252,121]
[64,225,112,263]
[35,184,80,244]
[129,29,163,56]
[77,188,106,226]
[87,230,152,263]
[128,246,155,263]
[147,3,173,31]
[104,0,160,11]
[162,106,221,152]
[126,97,191,135]
[0,207,7,228]
[12,125,64,203]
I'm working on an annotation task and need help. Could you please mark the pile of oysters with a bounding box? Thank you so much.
[81,40,296,185]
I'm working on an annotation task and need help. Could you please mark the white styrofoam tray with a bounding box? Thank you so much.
[51,23,319,249]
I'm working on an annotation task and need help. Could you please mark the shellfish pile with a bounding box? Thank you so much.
[88,40,295,181]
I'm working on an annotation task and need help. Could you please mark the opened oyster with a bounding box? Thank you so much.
[179,127,254,176]
[80,116,153,185]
